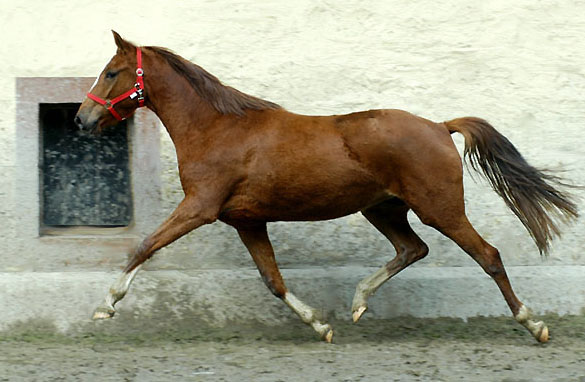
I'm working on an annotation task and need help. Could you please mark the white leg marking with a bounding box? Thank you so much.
[283,293,314,323]
[93,266,141,320]
[107,266,140,305]
[515,305,549,343]
[352,266,390,322]
[284,292,333,342]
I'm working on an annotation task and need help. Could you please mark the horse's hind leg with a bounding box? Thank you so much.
[433,216,548,342]
[409,185,549,342]
[352,200,429,322]
[237,224,334,343]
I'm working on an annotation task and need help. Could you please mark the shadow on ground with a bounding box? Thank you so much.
[2,314,584,347]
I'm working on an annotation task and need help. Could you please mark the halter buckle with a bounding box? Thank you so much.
[135,83,144,102]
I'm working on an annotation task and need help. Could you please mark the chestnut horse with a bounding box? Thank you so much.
[75,31,577,343]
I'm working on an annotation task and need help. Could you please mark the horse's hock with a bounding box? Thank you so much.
[2,1,585,340]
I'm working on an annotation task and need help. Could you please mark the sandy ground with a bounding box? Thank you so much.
[1,315,584,381]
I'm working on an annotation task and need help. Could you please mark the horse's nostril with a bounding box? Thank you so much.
[74,115,84,130]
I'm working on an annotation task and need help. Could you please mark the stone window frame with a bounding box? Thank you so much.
[16,77,161,241]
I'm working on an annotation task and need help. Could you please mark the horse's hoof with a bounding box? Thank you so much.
[535,322,549,343]
[92,306,115,320]
[352,306,367,323]
[323,328,334,343]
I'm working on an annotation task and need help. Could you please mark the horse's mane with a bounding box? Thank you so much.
[147,46,282,116]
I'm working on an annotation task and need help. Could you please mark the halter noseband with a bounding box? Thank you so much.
[87,47,145,121]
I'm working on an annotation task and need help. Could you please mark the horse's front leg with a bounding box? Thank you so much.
[93,197,217,320]
[237,225,334,343]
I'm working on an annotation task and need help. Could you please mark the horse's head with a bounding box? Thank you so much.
[75,31,145,133]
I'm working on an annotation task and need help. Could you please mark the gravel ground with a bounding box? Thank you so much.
[1,315,584,382]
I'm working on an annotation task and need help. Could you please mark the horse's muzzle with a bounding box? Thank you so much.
[74,109,98,132]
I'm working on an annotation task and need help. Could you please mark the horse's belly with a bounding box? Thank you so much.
[220,171,392,225]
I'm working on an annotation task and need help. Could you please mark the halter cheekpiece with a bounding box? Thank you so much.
[87,47,145,121]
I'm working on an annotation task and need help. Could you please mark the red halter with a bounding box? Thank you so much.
[87,47,145,121]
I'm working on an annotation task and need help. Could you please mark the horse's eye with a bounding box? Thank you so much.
[105,71,118,79]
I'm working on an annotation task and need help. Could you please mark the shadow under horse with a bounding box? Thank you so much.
[75,31,578,343]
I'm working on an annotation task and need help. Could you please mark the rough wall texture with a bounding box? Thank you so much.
[0,1,584,321]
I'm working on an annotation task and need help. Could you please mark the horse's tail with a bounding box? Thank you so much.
[445,117,578,254]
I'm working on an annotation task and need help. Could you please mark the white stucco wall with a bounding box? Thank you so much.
[0,1,583,327]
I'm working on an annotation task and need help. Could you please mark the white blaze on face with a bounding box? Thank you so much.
[88,61,110,93]
[88,76,99,93]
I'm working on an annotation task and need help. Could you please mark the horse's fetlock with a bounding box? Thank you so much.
[514,305,531,323]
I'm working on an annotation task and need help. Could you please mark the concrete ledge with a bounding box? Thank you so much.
[1,266,583,334]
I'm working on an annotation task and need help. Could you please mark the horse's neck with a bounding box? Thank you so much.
[144,62,221,146]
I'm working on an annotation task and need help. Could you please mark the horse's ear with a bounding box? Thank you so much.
[112,30,134,53]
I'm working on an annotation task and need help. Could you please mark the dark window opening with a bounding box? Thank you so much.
[39,103,132,229]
